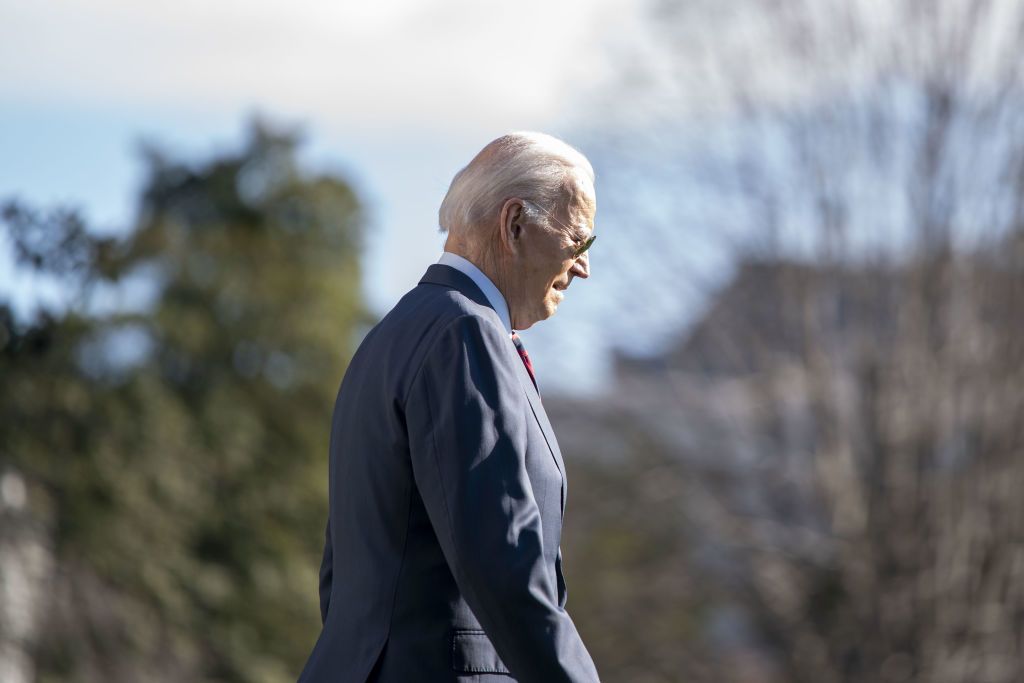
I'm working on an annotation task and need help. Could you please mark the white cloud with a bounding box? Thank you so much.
[0,0,632,132]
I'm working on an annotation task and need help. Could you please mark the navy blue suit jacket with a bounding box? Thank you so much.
[297,264,600,682]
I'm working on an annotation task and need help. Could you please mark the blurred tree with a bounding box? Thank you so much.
[549,404,715,683]
[566,0,1024,681]
[0,119,368,683]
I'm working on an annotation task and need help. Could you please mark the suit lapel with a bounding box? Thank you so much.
[510,349,567,517]
[419,264,567,517]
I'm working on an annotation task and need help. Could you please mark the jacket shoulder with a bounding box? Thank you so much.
[384,279,502,336]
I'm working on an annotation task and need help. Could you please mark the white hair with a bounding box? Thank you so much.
[438,131,595,235]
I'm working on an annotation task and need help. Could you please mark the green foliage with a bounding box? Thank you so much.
[1,119,369,682]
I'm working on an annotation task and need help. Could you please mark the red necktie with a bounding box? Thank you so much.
[511,332,538,393]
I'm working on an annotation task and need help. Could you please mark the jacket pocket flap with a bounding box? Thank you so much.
[451,630,510,675]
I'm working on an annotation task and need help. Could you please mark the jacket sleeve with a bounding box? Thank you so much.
[318,518,333,625]
[405,314,600,683]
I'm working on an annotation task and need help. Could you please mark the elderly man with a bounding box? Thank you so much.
[298,132,600,682]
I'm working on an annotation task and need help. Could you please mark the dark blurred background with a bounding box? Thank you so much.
[2,1,1023,682]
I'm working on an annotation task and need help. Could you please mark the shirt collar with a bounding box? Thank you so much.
[437,251,513,335]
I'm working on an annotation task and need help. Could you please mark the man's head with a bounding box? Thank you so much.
[439,132,596,331]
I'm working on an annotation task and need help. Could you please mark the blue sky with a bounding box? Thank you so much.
[0,0,652,394]
[10,1,942,395]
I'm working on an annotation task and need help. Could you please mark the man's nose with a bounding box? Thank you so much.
[569,252,589,279]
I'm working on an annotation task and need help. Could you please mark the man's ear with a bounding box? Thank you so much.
[499,198,525,253]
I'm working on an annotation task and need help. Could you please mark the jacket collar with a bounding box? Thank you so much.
[419,263,495,313]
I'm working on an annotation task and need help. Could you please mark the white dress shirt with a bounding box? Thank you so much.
[437,252,513,336]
